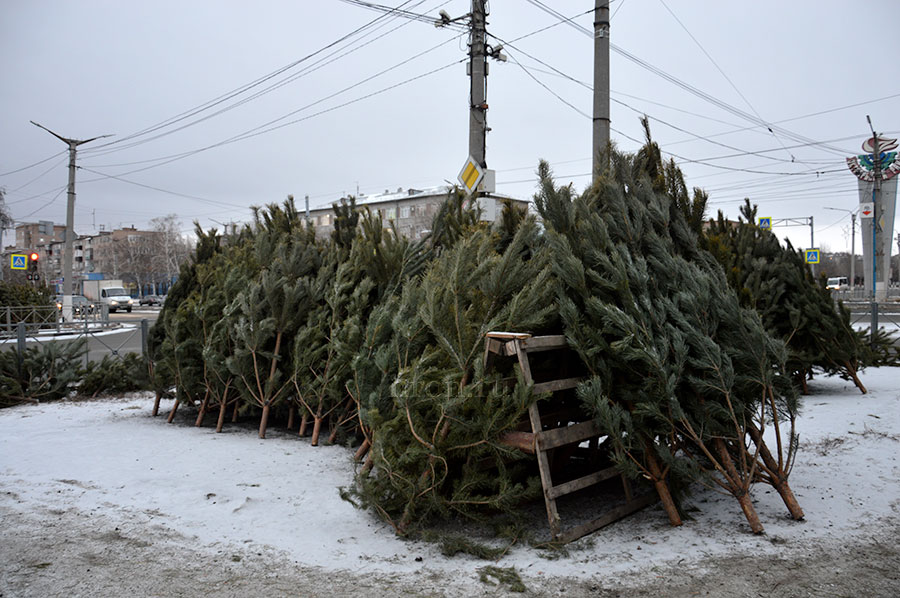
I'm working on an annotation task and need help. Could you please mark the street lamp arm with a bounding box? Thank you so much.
[31,120,113,146]
[30,120,69,144]
[77,133,114,146]
[823,206,859,216]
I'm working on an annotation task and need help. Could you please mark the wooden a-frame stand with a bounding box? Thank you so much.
[484,331,655,543]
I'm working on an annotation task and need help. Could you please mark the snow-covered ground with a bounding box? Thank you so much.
[1,367,899,597]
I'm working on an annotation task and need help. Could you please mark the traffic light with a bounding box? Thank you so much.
[29,252,39,270]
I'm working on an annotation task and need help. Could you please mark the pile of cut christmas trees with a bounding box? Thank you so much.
[149,132,893,539]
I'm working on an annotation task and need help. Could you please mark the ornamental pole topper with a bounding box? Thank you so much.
[847,135,900,181]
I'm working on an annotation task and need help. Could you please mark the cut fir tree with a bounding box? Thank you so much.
[536,150,803,533]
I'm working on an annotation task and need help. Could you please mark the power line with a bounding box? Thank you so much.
[337,0,466,31]
[78,167,250,210]
[506,54,590,119]
[503,7,593,46]
[4,184,69,205]
[21,187,67,219]
[656,0,798,163]
[609,43,852,157]
[85,5,452,160]
[0,150,67,178]
[524,0,591,36]
[81,59,464,179]
[82,1,433,156]
[5,156,69,193]
[613,100,787,164]
[493,36,844,177]
[513,57,899,152]
[86,34,464,169]
[519,1,853,157]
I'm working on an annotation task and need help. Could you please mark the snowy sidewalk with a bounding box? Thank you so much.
[1,367,899,596]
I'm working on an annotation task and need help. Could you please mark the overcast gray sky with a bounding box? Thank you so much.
[1,0,898,254]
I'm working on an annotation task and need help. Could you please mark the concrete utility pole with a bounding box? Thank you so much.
[866,116,881,338]
[851,212,857,289]
[592,0,610,181]
[469,0,488,167]
[809,215,816,278]
[31,122,109,302]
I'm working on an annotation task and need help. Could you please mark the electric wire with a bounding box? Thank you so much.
[5,156,69,194]
[77,167,250,210]
[501,7,593,46]
[657,0,799,163]
[0,150,67,178]
[506,54,590,119]
[21,187,66,219]
[80,59,464,181]
[495,37,843,176]
[337,0,467,31]
[86,33,466,169]
[610,43,852,157]
[490,17,881,175]
[510,52,900,151]
[81,0,442,159]
[3,184,69,205]
[520,1,853,157]
[83,1,449,159]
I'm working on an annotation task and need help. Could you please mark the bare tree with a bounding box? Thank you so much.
[150,215,192,290]
[111,232,156,295]
[0,188,13,232]
[0,188,11,282]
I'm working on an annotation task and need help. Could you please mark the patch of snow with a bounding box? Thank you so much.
[1,367,898,583]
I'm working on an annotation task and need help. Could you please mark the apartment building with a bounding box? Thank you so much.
[307,186,528,240]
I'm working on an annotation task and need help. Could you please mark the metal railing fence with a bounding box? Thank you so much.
[1,305,150,365]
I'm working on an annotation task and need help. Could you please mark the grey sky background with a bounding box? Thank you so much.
[1,0,898,255]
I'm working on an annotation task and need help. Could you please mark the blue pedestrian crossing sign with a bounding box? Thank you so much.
[758,217,772,230]
[10,254,27,270]
[805,249,820,264]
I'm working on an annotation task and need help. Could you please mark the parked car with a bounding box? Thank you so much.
[55,294,96,316]
[139,295,162,306]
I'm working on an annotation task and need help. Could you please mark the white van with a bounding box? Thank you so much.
[826,277,849,290]
[100,286,134,313]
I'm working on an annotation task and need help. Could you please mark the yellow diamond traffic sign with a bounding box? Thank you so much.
[457,157,484,194]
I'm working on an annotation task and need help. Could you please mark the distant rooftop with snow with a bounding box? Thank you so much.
[309,185,520,212]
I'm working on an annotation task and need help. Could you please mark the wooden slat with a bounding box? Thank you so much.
[484,337,505,357]
[555,493,657,543]
[547,466,620,499]
[485,331,532,340]
[498,430,535,454]
[529,402,561,537]
[514,340,534,385]
[483,332,648,544]
[536,420,601,451]
[532,377,582,395]
[505,335,569,356]
[520,335,568,352]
